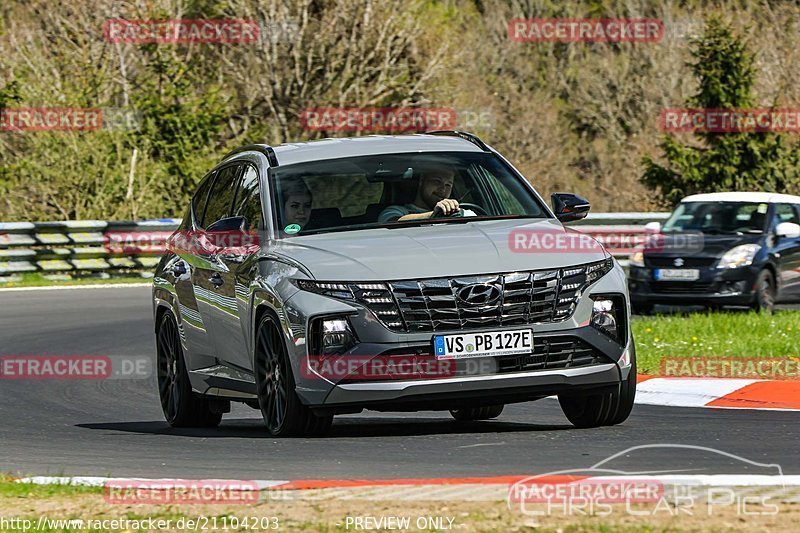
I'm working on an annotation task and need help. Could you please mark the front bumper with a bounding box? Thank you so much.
[628,265,759,306]
[285,263,632,411]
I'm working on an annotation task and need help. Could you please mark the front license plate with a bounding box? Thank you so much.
[433,329,533,359]
[655,268,700,281]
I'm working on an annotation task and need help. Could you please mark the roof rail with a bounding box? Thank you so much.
[424,130,490,152]
[222,144,279,167]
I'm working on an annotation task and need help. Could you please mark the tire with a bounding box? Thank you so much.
[255,313,333,437]
[558,341,637,428]
[752,269,776,313]
[450,404,504,421]
[632,304,653,315]
[156,310,222,428]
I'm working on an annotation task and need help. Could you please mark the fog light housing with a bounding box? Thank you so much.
[590,295,626,343]
[311,316,358,356]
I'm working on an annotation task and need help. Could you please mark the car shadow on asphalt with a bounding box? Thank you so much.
[77,417,573,438]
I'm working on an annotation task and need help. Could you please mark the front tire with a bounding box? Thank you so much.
[752,269,776,313]
[255,313,333,437]
[450,404,504,421]
[558,342,637,428]
[156,310,222,428]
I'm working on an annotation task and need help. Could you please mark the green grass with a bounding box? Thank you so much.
[0,475,102,498]
[0,272,150,288]
[632,310,800,374]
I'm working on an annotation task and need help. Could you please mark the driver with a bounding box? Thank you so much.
[378,165,461,223]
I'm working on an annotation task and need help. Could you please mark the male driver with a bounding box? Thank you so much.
[378,165,461,223]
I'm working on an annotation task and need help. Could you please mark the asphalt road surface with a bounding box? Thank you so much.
[1,286,797,479]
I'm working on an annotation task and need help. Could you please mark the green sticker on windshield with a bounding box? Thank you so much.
[284,224,301,234]
[758,203,768,214]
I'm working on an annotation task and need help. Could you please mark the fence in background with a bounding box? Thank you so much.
[0,212,670,281]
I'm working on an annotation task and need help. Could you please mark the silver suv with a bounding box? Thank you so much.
[152,132,636,436]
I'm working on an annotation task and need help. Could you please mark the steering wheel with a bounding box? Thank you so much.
[457,202,489,216]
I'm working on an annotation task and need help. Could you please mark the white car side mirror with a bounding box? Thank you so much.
[644,221,662,232]
[776,221,800,238]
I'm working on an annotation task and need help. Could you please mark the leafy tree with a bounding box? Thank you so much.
[641,17,800,206]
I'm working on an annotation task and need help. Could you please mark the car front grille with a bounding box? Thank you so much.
[347,259,613,332]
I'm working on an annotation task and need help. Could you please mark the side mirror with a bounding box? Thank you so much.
[644,221,662,232]
[776,222,800,239]
[206,216,247,233]
[551,193,591,223]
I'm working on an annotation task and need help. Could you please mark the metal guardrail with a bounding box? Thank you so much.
[0,219,180,279]
[0,213,669,280]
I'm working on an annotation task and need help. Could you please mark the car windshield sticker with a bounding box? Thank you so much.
[758,203,768,213]
[284,224,301,234]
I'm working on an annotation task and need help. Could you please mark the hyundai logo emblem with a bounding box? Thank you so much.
[456,283,502,306]
[673,258,685,267]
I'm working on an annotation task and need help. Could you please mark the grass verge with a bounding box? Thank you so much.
[632,310,800,374]
[0,272,150,288]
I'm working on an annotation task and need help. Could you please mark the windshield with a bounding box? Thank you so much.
[661,201,770,234]
[269,151,549,236]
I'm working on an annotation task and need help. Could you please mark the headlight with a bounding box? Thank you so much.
[296,280,356,300]
[311,316,358,356]
[590,295,626,344]
[586,257,614,284]
[717,244,761,269]
[629,250,644,267]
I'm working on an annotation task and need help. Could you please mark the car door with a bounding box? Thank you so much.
[772,203,800,301]
[172,170,219,369]
[209,164,263,371]
[190,164,243,360]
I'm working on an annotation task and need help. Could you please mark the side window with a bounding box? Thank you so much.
[232,166,262,230]
[774,204,800,226]
[191,170,216,227]
[202,165,241,229]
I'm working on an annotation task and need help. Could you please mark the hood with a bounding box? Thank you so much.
[267,218,609,281]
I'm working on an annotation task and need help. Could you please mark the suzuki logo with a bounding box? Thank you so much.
[456,283,502,306]
[674,258,685,267]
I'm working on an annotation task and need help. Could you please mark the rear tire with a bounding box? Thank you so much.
[255,313,333,437]
[558,341,637,428]
[450,404,504,421]
[156,310,222,428]
[752,269,775,313]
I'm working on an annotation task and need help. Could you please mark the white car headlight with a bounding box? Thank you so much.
[629,249,644,267]
[718,244,761,269]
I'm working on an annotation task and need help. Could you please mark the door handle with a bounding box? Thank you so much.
[209,273,224,287]
[172,262,187,277]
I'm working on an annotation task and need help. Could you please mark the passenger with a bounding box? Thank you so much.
[279,178,313,232]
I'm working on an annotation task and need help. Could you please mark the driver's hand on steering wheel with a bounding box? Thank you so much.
[432,199,460,217]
